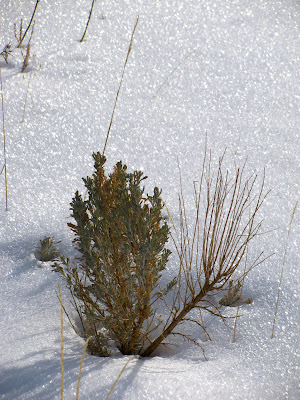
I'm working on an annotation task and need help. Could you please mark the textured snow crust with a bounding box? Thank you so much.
[0,1,299,399]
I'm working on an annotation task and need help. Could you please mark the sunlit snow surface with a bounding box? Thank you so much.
[0,0,299,399]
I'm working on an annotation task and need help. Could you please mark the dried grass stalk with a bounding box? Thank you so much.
[0,44,13,64]
[103,16,139,155]
[105,356,134,400]
[17,0,40,48]
[0,64,8,211]
[21,43,31,73]
[76,337,91,400]
[57,282,64,400]
[271,200,298,339]
[80,0,96,42]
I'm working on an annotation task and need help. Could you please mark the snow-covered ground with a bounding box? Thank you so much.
[0,1,299,399]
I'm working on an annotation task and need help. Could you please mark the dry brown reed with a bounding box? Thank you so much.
[102,16,139,155]
[80,0,96,42]
[17,0,40,48]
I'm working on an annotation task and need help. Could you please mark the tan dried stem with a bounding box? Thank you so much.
[0,64,8,211]
[80,0,96,42]
[21,43,30,73]
[232,181,251,343]
[103,16,139,155]
[271,200,298,339]
[105,356,134,400]
[57,282,64,400]
[76,337,91,400]
[17,0,40,48]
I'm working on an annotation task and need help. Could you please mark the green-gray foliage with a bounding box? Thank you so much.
[219,280,242,306]
[36,236,60,262]
[54,153,173,356]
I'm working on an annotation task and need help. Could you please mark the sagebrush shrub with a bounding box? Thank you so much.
[219,280,241,306]
[36,236,60,262]
[54,153,173,355]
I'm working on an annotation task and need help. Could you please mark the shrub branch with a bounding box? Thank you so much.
[141,152,268,357]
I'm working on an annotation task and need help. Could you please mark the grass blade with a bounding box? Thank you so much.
[76,337,91,400]
[103,16,139,155]
[80,0,96,42]
[105,356,134,400]
[271,200,298,338]
[0,63,8,211]
[57,282,64,400]
[17,0,40,48]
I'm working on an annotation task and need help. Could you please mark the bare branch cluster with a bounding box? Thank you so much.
[141,152,268,356]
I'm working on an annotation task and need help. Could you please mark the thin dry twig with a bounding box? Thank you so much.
[21,20,35,73]
[271,200,298,339]
[233,181,250,343]
[22,55,36,122]
[14,19,23,44]
[105,356,134,400]
[0,63,8,211]
[17,0,40,48]
[57,282,64,400]
[21,43,31,73]
[0,44,13,64]
[80,0,96,42]
[76,337,91,400]
[153,50,201,98]
[103,16,139,155]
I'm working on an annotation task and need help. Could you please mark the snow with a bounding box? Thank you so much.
[0,0,299,399]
